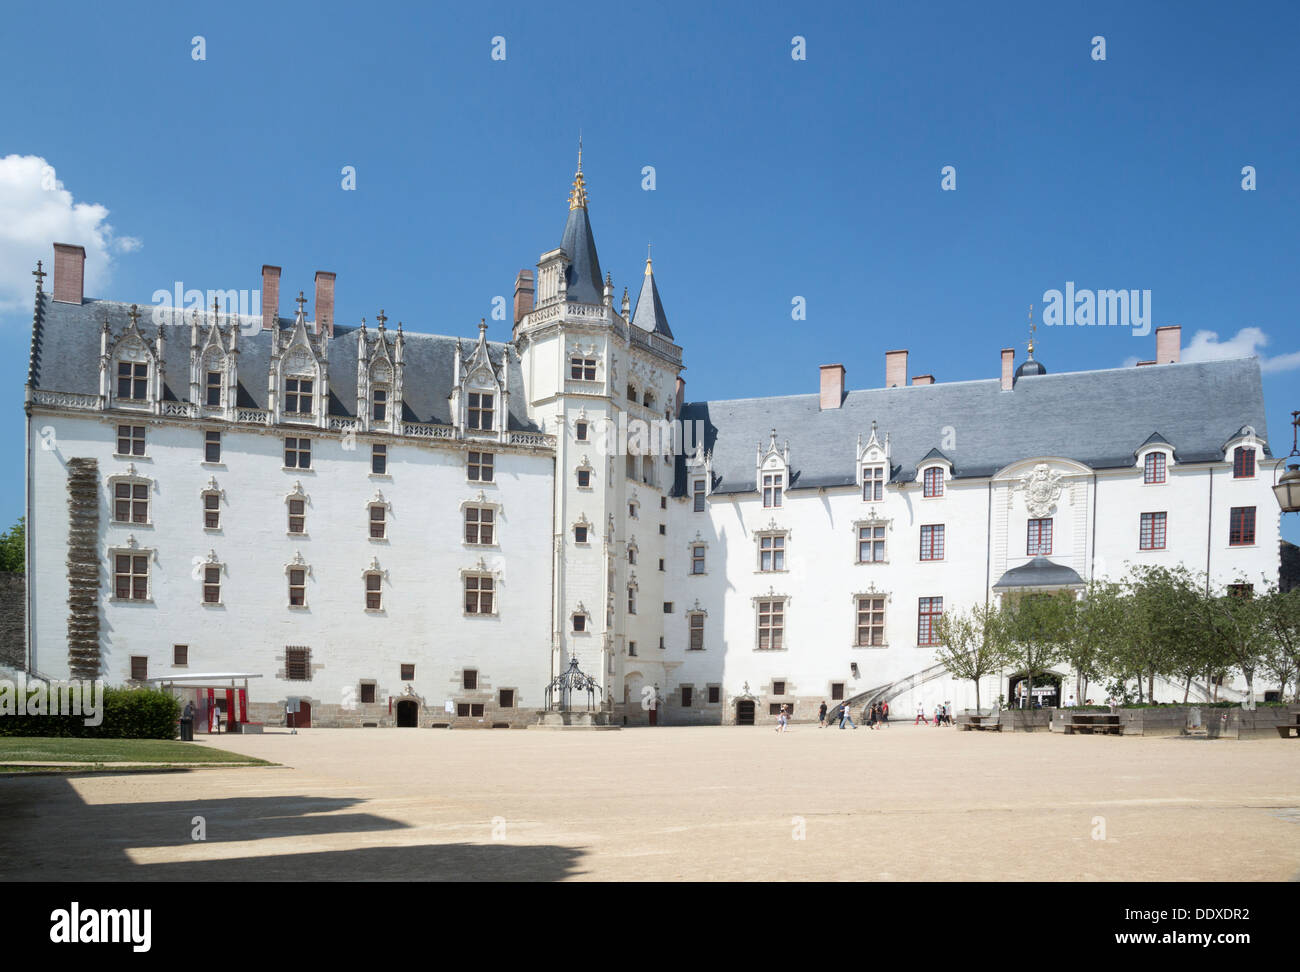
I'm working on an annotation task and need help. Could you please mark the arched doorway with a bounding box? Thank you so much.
[395,700,419,727]
[736,699,755,726]
[1008,672,1063,708]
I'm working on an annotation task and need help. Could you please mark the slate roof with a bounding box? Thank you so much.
[560,205,604,305]
[676,357,1270,496]
[992,556,1085,589]
[631,260,673,339]
[28,295,538,431]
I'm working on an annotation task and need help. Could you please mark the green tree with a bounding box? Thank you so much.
[1002,591,1070,706]
[933,602,1010,714]
[1205,579,1269,708]
[1061,579,1126,705]
[1259,586,1300,701]
[0,518,23,573]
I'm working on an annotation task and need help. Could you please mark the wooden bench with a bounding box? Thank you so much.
[1275,724,1300,738]
[960,716,1003,732]
[1063,714,1123,736]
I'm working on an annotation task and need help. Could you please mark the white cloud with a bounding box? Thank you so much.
[0,154,139,313]
[1123,327,1300,373]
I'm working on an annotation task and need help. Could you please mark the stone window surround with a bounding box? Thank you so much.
[108,465,154,528]
[107,539,155,603]
[285,553,312,609]
[853,515,890,565]
[851,586,891,649]
[753,590,790,652]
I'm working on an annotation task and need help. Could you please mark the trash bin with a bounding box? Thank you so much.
[179,717,193,741]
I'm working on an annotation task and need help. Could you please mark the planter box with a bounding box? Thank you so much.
[998,708,1054,732]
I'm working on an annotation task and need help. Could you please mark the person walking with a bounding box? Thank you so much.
[915,701,926,725]
[818,701,828,728]
[881,700,890,727]
[839,703,857,729]
[775,703,789,733]
[867,702,879,729]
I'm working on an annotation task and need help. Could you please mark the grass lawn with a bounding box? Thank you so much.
[0,737,270,765]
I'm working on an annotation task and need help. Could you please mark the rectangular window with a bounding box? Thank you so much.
[574,468,591,488]
[114,482,149,524]
[574,524,588,544]
[173,644,188,666]
[206,370,222,407]
[693,478,706,512]
[919,524,945,561]
[468,451,494,482]
[708,686,720,704]
[691,545,706,574]
[858,524,886,563]
[1229,506,1256,546]
[499,689,515,708]
[118,361,148,400]
[203,493,220,529]
[288,498,306,534]
[468,392,494,431]
[572,613,586,632]
[856,596,886,647]
[681,686,693,707]
[570,357,596,381]
[284,437,311,469]
[114,554,150,600]
[1027,518,1053,556]
[658,523,666,535]
[759,534,786,572]
[369,505,386,539]
[365,573,382,610]
[862,465,885,502]
[663,602,674,613]
[918,596,944,647]
[1144,452,1166,484]
[465,575,494,615]
[762,472,783,509]
[1233,447,1255,479]
[923,467,944,497]
[204,430,221,463]
[284,377,313,415]
[575,421,588,441]
[288,568,306,606]
[130,656,148,681]
[372,389,387,422]
[286,647,310,681]
[117,425,145,457]
[757,600,785,650]
[831,682,845,701]
[689,613,705,651]
[401,664,415,680]
[457,703,470,717]
[371,444,387,475]
[463,670,477,690]
[360,683,376,704]
[628,641,637,657]
[627,587,637,614]
[465,507,495,545]
[773,681,786,696]
[1139,512,1167,550]
[203,565,221,604]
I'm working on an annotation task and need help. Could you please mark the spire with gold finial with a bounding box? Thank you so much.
[568,135,589,211]
[1026,304,1036,358]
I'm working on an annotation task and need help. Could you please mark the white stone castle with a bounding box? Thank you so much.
[21,158,1282,727]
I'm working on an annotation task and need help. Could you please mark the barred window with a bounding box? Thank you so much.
[285,377,313,414]
[856,596,886,646]
[360,683,376,703]
[1139,512,1166,550]
[114,482,149,524]
[118,361,148,400]
[285,647,310,680]
[468,451,494,482]
[117,425,145,457]
[114,554,149,601]
[465,575,494,615]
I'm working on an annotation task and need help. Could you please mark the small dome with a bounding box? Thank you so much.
[1015,358,1047,379]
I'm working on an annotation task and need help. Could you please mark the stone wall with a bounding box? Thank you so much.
[0,572,25,669]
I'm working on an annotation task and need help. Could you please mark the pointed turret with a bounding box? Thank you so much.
[559,140,604,304]
[631,253,673,340]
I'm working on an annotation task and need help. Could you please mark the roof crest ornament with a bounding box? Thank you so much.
[568,135,588,211]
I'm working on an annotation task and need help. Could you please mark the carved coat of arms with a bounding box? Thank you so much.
[1018,463,1064,518]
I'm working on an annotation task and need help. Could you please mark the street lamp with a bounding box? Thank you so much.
[1273,411,1300,514]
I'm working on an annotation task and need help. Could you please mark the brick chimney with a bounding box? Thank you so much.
[52,243,86,304]
[1155,325,1181,364]
[514,269,535,324]
[261,265,281,331]
[885,350,908,388]
[911,374,934,386]
[1001,349,1015,391]
[314,271,336,337]
[819,364,846,409]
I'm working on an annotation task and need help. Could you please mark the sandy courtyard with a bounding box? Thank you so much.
[2,724,1298,881]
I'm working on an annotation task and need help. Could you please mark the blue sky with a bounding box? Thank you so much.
[1,0,1297,542]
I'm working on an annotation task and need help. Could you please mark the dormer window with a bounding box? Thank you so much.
[863,465,885,502]
[762,473,783,509]
[372,388,388,423]
[923,467,944,498]
[1233,446,1255,479]
[205,370,223,407]
[118,361,148,401]
[468,392,494,431]
[1143,452,1166,484]
[285,378,313,415]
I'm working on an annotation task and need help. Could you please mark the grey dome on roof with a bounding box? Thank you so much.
[1015,358,1047,379]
